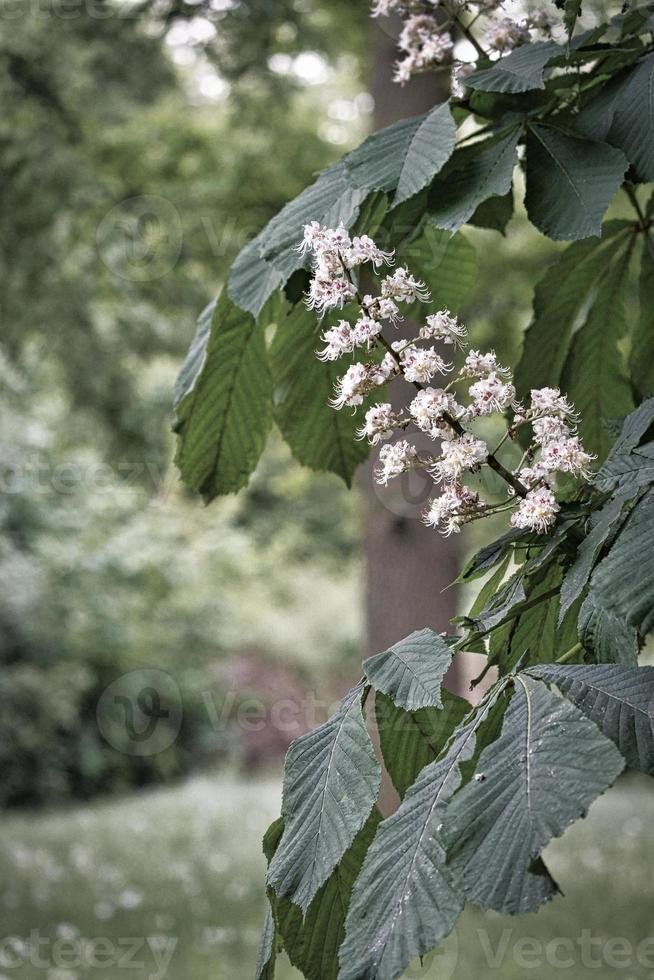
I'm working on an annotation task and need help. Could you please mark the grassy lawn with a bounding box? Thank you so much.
[0,771,652,979]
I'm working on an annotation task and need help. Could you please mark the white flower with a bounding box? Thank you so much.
[460,349,511,379]
[352,315,382,347]
[375,439,418,485]
[297,221,328,255]
[485,17,530,53]
[325,223,352,252]
[400,346,451,384]
[306,275,357,314]
[530,387,578,419]
[511,487,560,533]
[316,321,355,362]
[420,310,467,347]
[541,436,595,479]
[423,483,483,535]
[517,462,555,489]
[532,415,571,445]
[381,267,431,304]
[431,433,488,482]
[421,31,454,62]
[527,8,557,32]
[410,387,461,438]
[357,403,399,444]
[467,372,517,416]
[370,351,399,386]
[363,294,402,323]
[330,363,370,410]
[451,61,476,98]
[345,235,395,269]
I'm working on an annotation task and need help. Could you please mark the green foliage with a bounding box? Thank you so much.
[362,629,453,710]
[465,41,561,93]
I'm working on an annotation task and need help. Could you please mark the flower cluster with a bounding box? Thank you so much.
[298,221,595,537]
[370,0,559,90]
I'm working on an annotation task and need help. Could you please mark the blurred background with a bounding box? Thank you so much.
[1,1,652,978]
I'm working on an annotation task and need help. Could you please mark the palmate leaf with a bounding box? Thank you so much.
[578,593,640,665]
[397,224,477,312]
[469,189,514,234]
[267,684,380,912]
[270,304,372,485]
[630,237,654,399]
[465,42,561,94]
[363,628,453,711]
[428,128,521,233]
[594,397,654,491]
[515,221,631,397]
[339,693,505,980]
[263,812,382,980]
[376,690,470,799]
[532,664,654,772]
[443,675,625,914]
[589,486,654,637]
[562,239,635,460]
[394,103,457,205]
[173,290,273,499]
[525,124,629,240]
[603,53,654,182]
[344,115,426,193]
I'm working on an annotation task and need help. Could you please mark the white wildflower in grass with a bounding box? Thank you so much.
[467,372,517,416]
[532,415,572,445]
[410,387,462,438]
[485,16,530,53]
[530,387,578,419]
[541,436,595,478]
[375,439,418,485]
[420,310,468,347]
[316,321,355,361]
[400,346,451,384]
[461,349,511,378]
[381,267,431,304]
[357,403,400,444]
[431,433,488,482]
[511,487,560,532]
[423,483,483,535]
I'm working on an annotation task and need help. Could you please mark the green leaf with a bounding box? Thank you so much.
[344,115,425,193]
[469,569,526,631]
[270,304,372,485]
[559,489,639,623]
[174,290,273,499]
[267,684,380,912]
[228,236,284,317]
[443,675,625,914]
[468,189,514,234]
[363,628,453,711]
[255,906,278,980]
[503,564,563,673]
[594,397,654,491]
[173,299,214,409]
[428,129,521,233]
[525,124,629,240]
[562,241,635,460]
[339,693,504,980]
[604,53,654,182]
[465,42,561,94]
[515,223,631,397]
[589,486,654,636]
[630,238,654,398]
[397,224,477,312]
[376,691,470,799]
[394,103,457,206]
[459,529,521,582]
[578,594,640,665]
[265,812,382,980]
[531,664,654,772]
[563,0,583,37]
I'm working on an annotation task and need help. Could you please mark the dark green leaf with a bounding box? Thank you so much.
[363,628,453,711]
[630,237,654,398]
[428,129,521,233]
[578,594,640,665]
[459,529,521,582]
[376,690,470,798]
[503,564,563,673]
[468,189,514,234]
[465,42,560,94]
[174,290,273,499]
[255,906,277,980]
[173,299,214,409]
[267,684,380,912]
[443,675,625,914]
[604,53,654,181]
[563,0,583,36]
[525,124,628,240]
[394,103,457,205]
[470,569,526,631]
[531,664,654,772]
[270,304,372,485]
[344,115,425,192]
[228,237,284,317]
[397,224,478,312]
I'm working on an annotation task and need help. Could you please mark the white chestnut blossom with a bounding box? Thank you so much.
[431,433,488,482]
[364,294,402,323]
[316,321,355,361]
[420,310,468,347]
[532,415,571,445]
[541,436,595,479]
[330,363,370,410]
[451,61,476,98]
[375,440,418,485]
[511,487,560,533]
[370,352,399,386]
[345,236,394,269]
[357,403,400,444]
[382,267,431,304]
[530,387,578,419]
[423,483,484,535]
[306,274,357,314]
[461,349,511,379]
[467,372,517,416]
[485,17,530,53]
[353,315,383,347]
[394,15,454,85]
[400,346,451,384]
[410,387,462,438]
[517,462,555,489]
